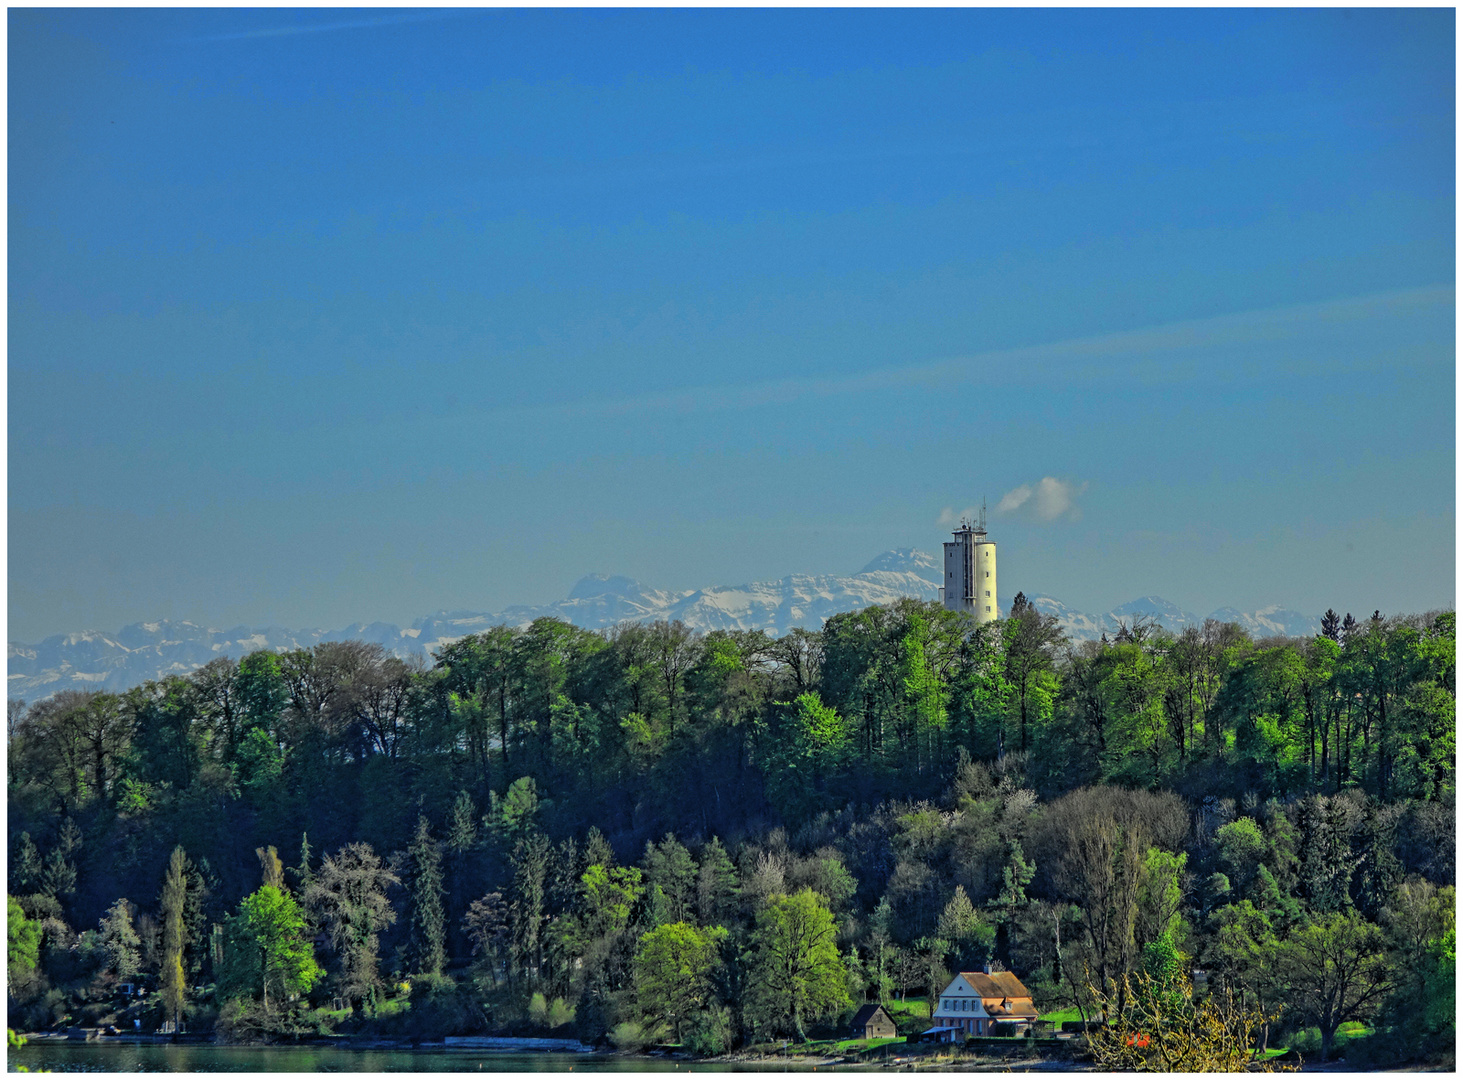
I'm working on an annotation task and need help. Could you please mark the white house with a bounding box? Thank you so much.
[926,970,1040,1041]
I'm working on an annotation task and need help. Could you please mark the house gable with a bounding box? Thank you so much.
[933,975,991,1019]
[849,1003,897,1038]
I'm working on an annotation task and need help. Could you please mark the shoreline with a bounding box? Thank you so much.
[16,1030,1095,1071]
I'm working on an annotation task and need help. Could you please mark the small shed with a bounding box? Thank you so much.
[849,1003,898,1040]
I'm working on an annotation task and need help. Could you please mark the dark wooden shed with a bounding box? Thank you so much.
[850,1003,898,1040]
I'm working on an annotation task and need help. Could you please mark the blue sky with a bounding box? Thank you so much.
[9,8,1455,641]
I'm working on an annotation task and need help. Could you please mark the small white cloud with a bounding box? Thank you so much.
[937,506,980,527]
[996,477,1086,523]
[996,485,1032,515]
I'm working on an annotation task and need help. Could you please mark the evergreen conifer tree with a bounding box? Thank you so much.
[408,816,446,975]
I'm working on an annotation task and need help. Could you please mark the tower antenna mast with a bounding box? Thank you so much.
[941,495,997,624]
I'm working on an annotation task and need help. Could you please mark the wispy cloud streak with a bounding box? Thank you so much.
[483,285,1451,428]
[997,478,1086,522]
[189,11,465,43]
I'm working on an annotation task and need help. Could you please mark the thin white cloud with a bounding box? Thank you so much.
[475,285,1450,428]
[189,11,464,43]
[996,486,1031,515]
[997,478,1086,523]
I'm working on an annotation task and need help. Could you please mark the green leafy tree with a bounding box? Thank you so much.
[900,609,950,775]
[1214,817,1267,897]
[550,859,643,1000]
[634,921,727,1042]
[435,626,519,785]
[762,692,850,819]
[579,863,643,941]
[221,885,320,1011]
[7,896,42,990]
[1404,927,1455,1061]
[1136,847,1187,949]
[1202,901,1280,1016]
[1371,880,1456,1064]
[743,888,850,1040]
[1276,910,1391,1061]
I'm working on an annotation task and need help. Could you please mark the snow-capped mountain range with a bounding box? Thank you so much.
[8,549,1320,702]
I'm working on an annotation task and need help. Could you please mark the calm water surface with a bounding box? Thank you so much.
[8,1043,837,1073]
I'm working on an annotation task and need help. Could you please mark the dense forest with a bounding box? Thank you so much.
[7,596,1455,1065]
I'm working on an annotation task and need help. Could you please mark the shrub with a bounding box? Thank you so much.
[610,1020,651,1052]
[1286,1022,1367,1060]
[683,1005,735,1056]
[527,991,575,1030]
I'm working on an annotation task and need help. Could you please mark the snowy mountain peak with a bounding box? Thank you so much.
[1110,596,1200,630]
[1208,607,1320,639]
[858,548,942,584]
[568,574,656,601]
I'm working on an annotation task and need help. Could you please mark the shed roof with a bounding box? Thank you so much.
[850,1003,894,1028]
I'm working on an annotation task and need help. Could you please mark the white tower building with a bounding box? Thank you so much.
[941,506,998,623]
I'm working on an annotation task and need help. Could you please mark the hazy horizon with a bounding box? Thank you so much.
[10,9,1454,643]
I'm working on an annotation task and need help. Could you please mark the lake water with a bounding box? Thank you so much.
[7,1043,836,1073]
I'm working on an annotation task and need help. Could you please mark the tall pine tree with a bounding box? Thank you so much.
[407,816,446,975]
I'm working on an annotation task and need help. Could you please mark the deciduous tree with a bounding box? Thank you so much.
[302,843,398,1010]
[221,885,320,1011]
[1276,910,1391,1061]
[160,846,188,1030]
[634,921,726,1041]
[743,889,849,1040]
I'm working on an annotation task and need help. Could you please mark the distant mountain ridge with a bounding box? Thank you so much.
[8,549,1321,702]
[1025,594,1320,643]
